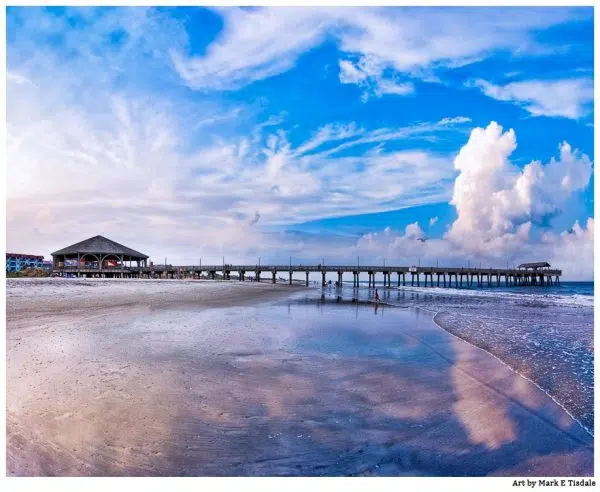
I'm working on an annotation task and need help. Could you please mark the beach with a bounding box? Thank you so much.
[6,278,593,476]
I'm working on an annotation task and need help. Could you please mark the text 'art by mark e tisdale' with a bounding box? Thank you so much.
[513,479,596,488]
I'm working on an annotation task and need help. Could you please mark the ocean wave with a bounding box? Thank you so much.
[383,285,594,308]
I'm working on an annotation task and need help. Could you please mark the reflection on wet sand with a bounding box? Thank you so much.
[6,280,593,476]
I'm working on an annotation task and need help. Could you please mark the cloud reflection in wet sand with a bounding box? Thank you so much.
[7,291,593,476]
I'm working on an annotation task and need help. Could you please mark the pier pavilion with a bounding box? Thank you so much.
[51,235,149,278]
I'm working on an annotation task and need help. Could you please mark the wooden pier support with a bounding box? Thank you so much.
[306,271,309,286]
[322,271,326,286]
[384,272,391,288]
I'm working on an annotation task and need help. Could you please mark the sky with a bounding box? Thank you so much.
[6,6,595,279]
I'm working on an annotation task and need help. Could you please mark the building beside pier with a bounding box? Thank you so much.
[6,253,45,272]
[51,235,149,277]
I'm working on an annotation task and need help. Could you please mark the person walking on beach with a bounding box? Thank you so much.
[375,288,380,304]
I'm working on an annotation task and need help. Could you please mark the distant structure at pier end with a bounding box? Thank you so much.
[517,262,552,270]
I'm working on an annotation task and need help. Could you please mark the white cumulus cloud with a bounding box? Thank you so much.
[446,122,592,255]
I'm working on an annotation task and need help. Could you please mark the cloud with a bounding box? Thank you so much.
[469,78,594,119]
[338,57,414,101]
[543,218,594,280]
[438,116,472,125]
[446,122,592,254]
[170,7,333,91]
[352,217,593,280]
[171,7,586,93]
[303,116,472,159]
[348,121,594,278]
[7,71,35,86]
[429,216,439,226]
[404,222,424,239]
[6,8,593,280]
[294,122,364,156]
[8,6,466,262]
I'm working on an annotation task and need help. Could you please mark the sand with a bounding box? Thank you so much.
[6,279,593,476]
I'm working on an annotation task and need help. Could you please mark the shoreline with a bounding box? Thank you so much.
[315,290,594,440]
[300,289,594,439]
[427,309,594,439]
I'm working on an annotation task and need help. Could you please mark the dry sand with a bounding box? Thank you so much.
[6,279,593,476]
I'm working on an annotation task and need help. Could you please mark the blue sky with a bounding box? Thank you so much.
[6,6,595,278]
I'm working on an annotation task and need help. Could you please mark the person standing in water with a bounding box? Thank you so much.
[375,288,380,304]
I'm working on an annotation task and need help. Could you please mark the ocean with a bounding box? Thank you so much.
[312,281,594,435]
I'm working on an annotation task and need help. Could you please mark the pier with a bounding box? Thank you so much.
[54,264,562,287]
[50,236,562,287]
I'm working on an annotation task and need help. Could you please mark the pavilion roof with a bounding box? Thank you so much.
[51,235,149,259]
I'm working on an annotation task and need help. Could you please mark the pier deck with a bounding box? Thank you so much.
[54,264,561,287]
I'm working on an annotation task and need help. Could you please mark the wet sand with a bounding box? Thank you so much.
[6,279,593,476]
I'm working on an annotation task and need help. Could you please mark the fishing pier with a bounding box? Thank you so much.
[134,264,561,287]
[50,236,562,287]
